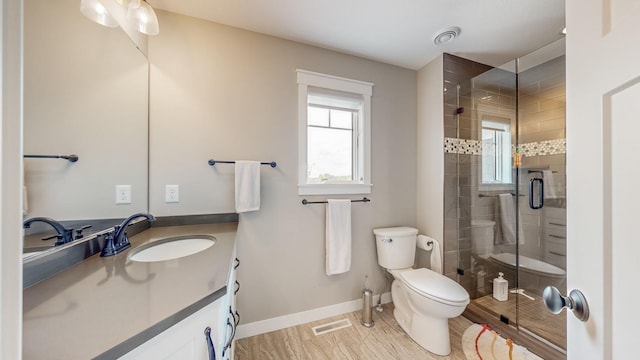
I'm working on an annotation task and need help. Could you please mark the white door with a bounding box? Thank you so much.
[566,0,640,358]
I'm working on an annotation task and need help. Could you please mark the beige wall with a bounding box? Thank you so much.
[416,55,444,269]
[149,11,417,323]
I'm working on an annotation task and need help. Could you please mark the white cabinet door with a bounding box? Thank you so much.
[120,298,224,360]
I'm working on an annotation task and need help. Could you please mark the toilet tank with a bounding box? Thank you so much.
[373,227,418,269]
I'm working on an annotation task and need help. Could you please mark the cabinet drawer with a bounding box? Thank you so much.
[545,238,566,269]
[545,227,566,241]
[546,239,566,256]
[544,217,566,229]
[545,250,566,269]
[544,207,566,220]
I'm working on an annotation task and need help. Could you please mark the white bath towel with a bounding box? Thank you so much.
[498,193,524,245]
[235,161,260,213]
[325,199,351,275]
[542,170,557,199]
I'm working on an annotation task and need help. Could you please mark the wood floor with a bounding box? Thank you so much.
[235,304,473,360]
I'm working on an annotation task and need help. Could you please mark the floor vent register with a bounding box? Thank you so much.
[311,318,353,336]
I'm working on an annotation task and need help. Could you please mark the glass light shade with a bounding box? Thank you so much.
[128,0,159,35]
[80,0,119,28]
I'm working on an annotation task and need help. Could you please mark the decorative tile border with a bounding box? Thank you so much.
[444,137,482,155]
[518,138,566,157]
[444,137,566,156]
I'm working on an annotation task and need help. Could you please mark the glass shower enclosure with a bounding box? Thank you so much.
[443,40,567,354]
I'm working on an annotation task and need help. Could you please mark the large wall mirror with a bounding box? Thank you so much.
[23,0,149,255]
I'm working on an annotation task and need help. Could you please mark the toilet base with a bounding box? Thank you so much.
[391,280,456,356]
[393,303,452,356]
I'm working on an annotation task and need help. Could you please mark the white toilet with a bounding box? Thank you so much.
[373,227,469,356]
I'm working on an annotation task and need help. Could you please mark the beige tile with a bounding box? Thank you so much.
[540,118,566,132]
[539,98,565,111]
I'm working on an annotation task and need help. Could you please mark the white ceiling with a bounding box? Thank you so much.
[147,0,565,70]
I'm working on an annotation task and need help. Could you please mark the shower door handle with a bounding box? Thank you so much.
[543,286,590,322]
[529,178,544,209]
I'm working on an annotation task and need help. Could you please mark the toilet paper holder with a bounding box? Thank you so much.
[417,235,435,251]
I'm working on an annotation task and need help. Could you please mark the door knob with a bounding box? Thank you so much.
[543,285,590,322]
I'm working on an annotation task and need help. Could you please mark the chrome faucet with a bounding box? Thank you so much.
[101,213,156,257]
[23,217,74,246]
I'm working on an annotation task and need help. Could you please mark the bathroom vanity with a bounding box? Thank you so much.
[543,206,567,270]
[23,222,239,359]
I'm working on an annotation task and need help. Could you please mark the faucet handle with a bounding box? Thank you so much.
[41,234,61,241]
[42,234,66,246]
[75,225,92,239]
[100,229,131,257]
[117,231,129,246]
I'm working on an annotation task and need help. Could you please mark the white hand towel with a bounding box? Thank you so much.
[431,239,442,274]
[498,193,525,245]
[235,161,260,213]
[325,199,351,275]
[542,170,558,199]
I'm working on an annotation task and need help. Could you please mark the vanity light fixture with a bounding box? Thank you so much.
[80,0,118,28]
[127,0,160,35]
[80,0,160,35]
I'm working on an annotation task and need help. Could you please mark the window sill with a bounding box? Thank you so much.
[479,183,515,192]
[298,183,372,196]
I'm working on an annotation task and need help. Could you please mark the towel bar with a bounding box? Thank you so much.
[24,154,78,162]
[301,197,370,205]
[208,159,276,168]
[528,169,557,174]
[478,193,524,198]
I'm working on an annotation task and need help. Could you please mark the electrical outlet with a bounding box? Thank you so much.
[165,184,179,203]
[116,185,132,204]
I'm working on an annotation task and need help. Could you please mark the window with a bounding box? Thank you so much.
[297,70,373,195]
[481,118,512,185]
[307,105,355,183]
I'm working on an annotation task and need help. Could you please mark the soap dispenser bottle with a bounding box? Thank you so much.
[493,272,508,301]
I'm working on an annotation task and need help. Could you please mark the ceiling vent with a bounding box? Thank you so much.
[433,26,461,45]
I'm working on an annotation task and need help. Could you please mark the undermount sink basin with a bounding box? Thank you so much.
[128,235,215,262]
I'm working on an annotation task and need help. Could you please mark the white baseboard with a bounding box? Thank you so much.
[235,292,392,340]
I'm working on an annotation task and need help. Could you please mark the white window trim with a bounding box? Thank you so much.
[297,69,373,195]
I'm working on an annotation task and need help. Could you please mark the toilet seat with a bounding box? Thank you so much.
[396,268,469,306]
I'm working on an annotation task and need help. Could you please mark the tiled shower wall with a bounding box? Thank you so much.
[518,55,566,199]
[441,53,566,297]
[442,53,496,292]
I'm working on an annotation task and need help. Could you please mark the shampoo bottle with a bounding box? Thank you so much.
[493,272,508,301]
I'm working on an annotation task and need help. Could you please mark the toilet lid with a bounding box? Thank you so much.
[398,268,469,304]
